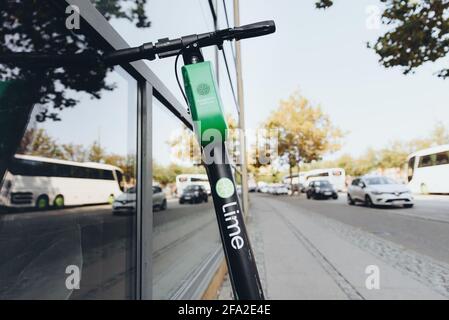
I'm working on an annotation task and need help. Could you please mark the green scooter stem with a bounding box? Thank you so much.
[182,61,228,146]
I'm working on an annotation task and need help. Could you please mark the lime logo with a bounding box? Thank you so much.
[216,178,235,199]
[196,83,210,96]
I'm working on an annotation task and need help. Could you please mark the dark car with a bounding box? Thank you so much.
[306,180,338,200]
[179,185,208,204]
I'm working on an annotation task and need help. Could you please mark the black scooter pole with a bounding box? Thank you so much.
[204,142,264,300]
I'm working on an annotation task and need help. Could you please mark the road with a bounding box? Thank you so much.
[2,192,448,299]
[217,192,449,299]
[278,193,449,265]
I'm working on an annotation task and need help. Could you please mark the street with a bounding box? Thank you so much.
[2,193,448,299]
[219,193,449,300]
[281,193,449,265]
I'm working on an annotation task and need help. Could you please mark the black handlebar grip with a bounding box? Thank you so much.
[104,42,156,65]
[233,20,276,41]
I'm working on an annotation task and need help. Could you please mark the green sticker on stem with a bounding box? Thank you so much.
[216,177,235,199]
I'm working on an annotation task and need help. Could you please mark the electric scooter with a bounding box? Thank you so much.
[0,20,276,300]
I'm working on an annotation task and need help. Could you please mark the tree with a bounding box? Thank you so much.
[299,121,449,177]
[316,0,449,78]
[0,1,151,120]
[247,122,279,182]
[409,121,449,150]
[88,141,106,163]
[61,144,87,162]
[152,161,206,186]
[264,92,344,192]
[93,0,151,28]
[17,128,63,159]
[104,153,136,183]
[429,121,449,145]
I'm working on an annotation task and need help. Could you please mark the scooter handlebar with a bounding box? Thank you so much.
[232,20,276,41]
[105,20,276,63]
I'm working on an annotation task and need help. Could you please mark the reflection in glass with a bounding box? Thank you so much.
[0,2,138,299]
[152,99,222,299]
[0,67,138,299]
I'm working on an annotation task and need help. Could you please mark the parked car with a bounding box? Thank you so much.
[306,180,338,200]
[152,185,167,210]
[179,184,208,204]
[112,187,136,214]
[273,185,289,195]
[113,185,167,214]
[347,176,414,208]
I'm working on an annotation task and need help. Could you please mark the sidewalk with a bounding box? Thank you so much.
[218,195,448,300]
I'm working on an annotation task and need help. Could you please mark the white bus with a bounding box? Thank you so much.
[407,144,449,194]
[305,168,346,192]
[0,154,124,209]
[175,174,211,196]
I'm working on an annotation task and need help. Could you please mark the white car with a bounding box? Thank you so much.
[273,185,289,195]
[112,185,167,214]
[347,176,414,208]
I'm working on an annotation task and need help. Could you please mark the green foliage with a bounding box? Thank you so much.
[253,165,284,183]
[315,0,333,9]
[152,161,205,186]
[315,0,449,78]
[265,93,344,163]
[262,92,344,188]
[93,0,151,28]
[0,1,151,121]
[88,141,106,163]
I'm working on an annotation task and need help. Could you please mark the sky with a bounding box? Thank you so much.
[40,0,449,164]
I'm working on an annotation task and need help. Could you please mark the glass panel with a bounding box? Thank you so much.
[152,98,222,299]
[0,2,137,299]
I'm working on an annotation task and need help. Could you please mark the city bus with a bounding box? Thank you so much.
[407,144,449,194]
[305,168,346,192]
[175,174,211,196]
[0,154,124,209]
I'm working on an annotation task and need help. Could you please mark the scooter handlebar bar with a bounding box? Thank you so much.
[104,20,275,64]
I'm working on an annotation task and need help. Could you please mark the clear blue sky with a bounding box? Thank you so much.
[41,0,449,163]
